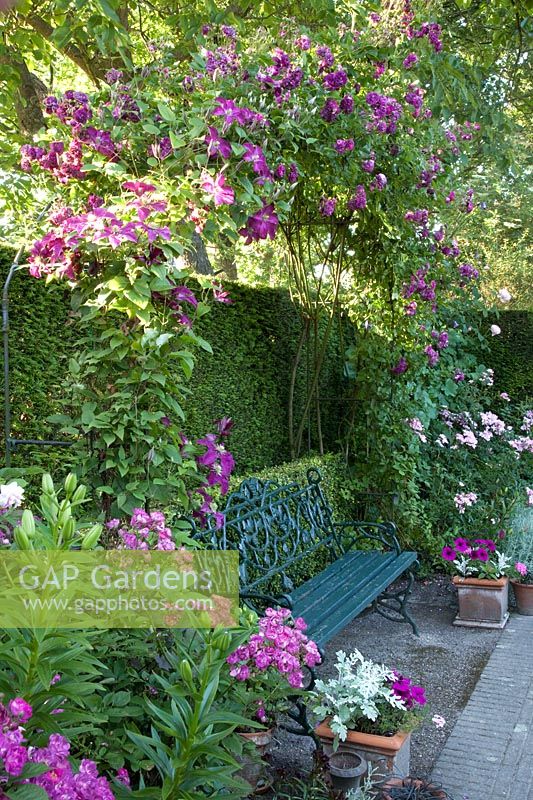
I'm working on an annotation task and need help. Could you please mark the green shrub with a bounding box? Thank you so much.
[0,248,75,473]
[0,249,349,476]
[230,453,355,522]
[480,310,533,399]
[188,281,350,473]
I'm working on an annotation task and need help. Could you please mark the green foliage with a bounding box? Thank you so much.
[0,628,104,738]
[78,629,172,774]
[189,283,349,472]
[232,453,354,522]
[127,628,256,799]
[0,250,348,477]
[479,311,533,398]
[0,248,76,473]
[2,472,102,550]
[343,307,532,565]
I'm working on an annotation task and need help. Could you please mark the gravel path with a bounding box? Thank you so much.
[268,576,501,784]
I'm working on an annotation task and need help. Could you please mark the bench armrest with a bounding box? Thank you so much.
[333,520,401,556]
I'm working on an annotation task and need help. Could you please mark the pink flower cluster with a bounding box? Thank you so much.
[0,698,116,799]
[509,437,533,455]
[20,140,85,183]
[521,411,533,433]
[406,417,427,443]
[227,607,321,691]
[108,509,176,550]
[453,492,478,515]
[28,184,170,280]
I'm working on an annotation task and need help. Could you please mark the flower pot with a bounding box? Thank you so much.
[328,751,367,792]
[511,579,533,615]
[236,728,273,793]
[380,776,446,799]
[316,719,410,783]
[452,576,509,629]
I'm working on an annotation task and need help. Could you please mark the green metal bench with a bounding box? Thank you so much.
[196,467,418,734]
[197,467,419,641]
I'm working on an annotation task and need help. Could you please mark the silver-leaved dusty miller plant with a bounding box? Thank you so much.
[311,649,406,741]
[454,549,511,577]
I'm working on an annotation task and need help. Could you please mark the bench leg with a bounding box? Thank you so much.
[279,655,323,740]
[373,569,419,636]
[282,700,318,741]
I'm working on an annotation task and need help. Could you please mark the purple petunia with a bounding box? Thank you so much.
[441,546,457,561]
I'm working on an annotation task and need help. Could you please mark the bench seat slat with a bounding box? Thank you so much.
[293,550,417,646]
[293,551,394,607]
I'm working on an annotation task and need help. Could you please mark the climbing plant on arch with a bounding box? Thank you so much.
[17,4,487,515]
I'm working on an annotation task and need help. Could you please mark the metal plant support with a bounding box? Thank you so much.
[2,204,73,466]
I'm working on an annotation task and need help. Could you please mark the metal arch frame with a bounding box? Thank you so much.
[2,203,73,467]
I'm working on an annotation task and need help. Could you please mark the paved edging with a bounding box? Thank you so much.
[431,614,533,800]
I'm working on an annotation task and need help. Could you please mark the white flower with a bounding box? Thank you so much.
[0,481,24,509]
[490,324,501,336]
[432,714,446,729]
[498,288,511,303]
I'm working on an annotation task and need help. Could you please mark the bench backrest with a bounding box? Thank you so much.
[200,468,338,590]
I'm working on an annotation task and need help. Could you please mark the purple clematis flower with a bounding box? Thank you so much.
[201,171,235,205]
[239,203,279,243]
[205,126,232,159]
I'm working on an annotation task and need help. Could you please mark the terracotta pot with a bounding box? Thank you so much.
[511,579,533,616]
[236,728,273,793]
[380,776,446,799]
[328,750,367,792]
[315,719,410,783]
[452,575,509,629]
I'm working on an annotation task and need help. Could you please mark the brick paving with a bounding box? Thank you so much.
[431,614,533,800]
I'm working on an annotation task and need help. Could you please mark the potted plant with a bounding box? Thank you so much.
[311,650,428,783]
[328,750,367,793]
[441,536,512,628]
[510,561,533,615]
[225,607,321,791]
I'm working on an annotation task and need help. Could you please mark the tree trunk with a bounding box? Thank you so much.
[0,49,47,133]
[218,237,238,280]
[184,231,214,275]
[24,13,105,83]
